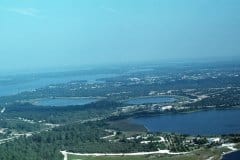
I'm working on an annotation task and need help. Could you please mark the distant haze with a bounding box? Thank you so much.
[0,0,240,72]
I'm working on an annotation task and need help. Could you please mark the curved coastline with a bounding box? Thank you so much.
[130,108,240,136]
[221,150,240,160]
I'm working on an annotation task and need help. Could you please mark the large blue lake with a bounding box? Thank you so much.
[0,73,116,97]
[222,150,240,160]
[131,109,240,135]
[126,97,176,105]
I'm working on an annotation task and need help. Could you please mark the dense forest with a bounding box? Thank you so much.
[1,100,122,124]
[0,121,154,160]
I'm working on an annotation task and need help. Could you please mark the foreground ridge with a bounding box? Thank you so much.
[60,150,189,160]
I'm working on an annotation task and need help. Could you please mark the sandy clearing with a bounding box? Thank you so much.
[61,149,189,160]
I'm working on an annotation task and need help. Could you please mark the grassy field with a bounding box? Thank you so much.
[107,119,147,132]
[68,147,231,160]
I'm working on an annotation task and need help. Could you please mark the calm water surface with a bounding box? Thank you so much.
[131,109,240,135]
[222,150,240,160]
[0,73,116,97]
[33,97,99,107]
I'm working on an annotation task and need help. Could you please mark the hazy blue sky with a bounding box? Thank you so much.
[0,0,240,72]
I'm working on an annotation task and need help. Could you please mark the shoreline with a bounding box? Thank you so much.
[220,149,240,160]
[126,107,240,136]
[135,106,240,118]
[121,106,240,123]
[220,143,239,160]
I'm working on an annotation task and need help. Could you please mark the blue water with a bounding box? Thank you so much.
[222,151,240,160]
[131,109,240,135]
[126,97,176,105]
[33,97,99,107]
[0,73,116,97]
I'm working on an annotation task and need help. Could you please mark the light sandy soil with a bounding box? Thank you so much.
[60,150,189,160]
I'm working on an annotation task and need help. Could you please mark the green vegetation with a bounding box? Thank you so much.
[67,147,230,160]
[0,63,240,160]
[2,100,122,124]
[0,120,156,160]
[107,119,147,132]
